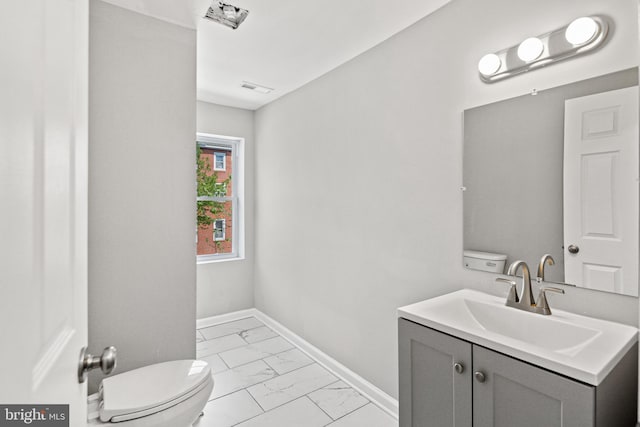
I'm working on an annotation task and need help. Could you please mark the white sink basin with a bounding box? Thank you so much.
[464,299,600,356]
[398,289,638,385]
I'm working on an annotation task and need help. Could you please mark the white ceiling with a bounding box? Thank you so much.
[100,0,452,110]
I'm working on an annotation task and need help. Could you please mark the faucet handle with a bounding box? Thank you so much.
[535,286,565,315]
[495,277,519,303]
[540,286,565,294]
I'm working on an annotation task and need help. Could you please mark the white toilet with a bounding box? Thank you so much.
[463,250,508,273]
[87,360,213,427]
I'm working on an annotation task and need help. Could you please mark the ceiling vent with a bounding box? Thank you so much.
[204,1,249,30]
[241,81,274,94]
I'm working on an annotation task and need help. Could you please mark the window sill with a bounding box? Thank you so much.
[197,255,245,265]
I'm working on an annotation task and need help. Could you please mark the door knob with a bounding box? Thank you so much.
[568,245,580,254]
[78,346,117,383]
[474,371,486,383]
[453,362,465,374]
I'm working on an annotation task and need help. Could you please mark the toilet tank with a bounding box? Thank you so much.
[464,250,507,273]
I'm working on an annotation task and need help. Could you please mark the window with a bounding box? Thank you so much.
[196,133,243,261]
[213,219,225,241]
[213,152,226,171]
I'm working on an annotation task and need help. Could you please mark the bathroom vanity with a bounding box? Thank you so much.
[398,290,638,427]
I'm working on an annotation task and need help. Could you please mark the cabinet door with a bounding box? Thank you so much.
[398,318,472,427]
[473,345,595,427]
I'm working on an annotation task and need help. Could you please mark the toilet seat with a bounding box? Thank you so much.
[99,360,212,423]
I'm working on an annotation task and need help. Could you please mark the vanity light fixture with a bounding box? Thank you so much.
[478,15,609,83]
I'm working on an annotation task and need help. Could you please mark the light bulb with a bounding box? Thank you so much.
[478,54,502,76]
[565,17,599,45]
[517,37,544,62]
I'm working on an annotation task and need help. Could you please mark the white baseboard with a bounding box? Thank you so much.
[197,309,399,420]
[196,308,259,329]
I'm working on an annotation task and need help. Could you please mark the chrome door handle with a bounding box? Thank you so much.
[568,245,580,254]
[453,362,465,374]
[474,371,486,383]
[78,346,117,383]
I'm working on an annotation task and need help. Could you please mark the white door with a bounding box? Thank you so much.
[0,0,89,424]
[563,86,639,296]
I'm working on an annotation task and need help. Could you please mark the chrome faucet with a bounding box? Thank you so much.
[494,260,565,315]
[507,260,535,308]
[536,254,555,283]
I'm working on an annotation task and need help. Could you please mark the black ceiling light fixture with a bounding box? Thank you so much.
[204,1,249,30]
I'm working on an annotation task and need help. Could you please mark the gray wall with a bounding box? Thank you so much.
[197,101,255,318]
[464,68,638,283]
[254,0,639,399]
[88,0,196,392]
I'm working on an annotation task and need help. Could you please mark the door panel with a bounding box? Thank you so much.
[0,0,88,423]
[473,346,594,427]
[564,86,639,295]
[398,319,472,427]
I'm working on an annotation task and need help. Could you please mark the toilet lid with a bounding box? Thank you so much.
[99,360,212,422]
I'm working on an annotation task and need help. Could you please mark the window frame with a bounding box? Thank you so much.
[196,133,244,263]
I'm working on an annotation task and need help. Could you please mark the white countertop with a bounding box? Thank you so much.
[398,289,638,385]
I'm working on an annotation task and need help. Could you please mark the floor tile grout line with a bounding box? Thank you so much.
[196,335,253,358]
[217,338,296,369]
[205,361,283,403]
[200,389,264,427]
[226,395,311,427]
[210,389,267,427]
[206,360,327,403]
[239,326,278,343]
[205,367,281,404]
[198,317,266,342]
[206,360,337,407]
[305,379,370,422]
[204,350,333,403]
[204,357,281,380]
[242,368,339,413]
[245,386,268,413]
[256,343,314,374]
[218,335,293,354]
[219,353,231,370]
[263,355,314,376]
[226,401,380,427]
[232,394,335,427]
[305,389,337,421]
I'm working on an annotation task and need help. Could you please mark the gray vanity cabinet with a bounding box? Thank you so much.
[472,345,593,427]
[399,318,638,427]
[399,318,472,427]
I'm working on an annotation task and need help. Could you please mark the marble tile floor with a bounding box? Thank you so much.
[194,317,397,427]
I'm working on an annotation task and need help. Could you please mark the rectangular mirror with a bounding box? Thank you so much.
[463,68,639,296]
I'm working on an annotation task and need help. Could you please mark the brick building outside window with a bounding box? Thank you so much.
[197,144,234,256]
